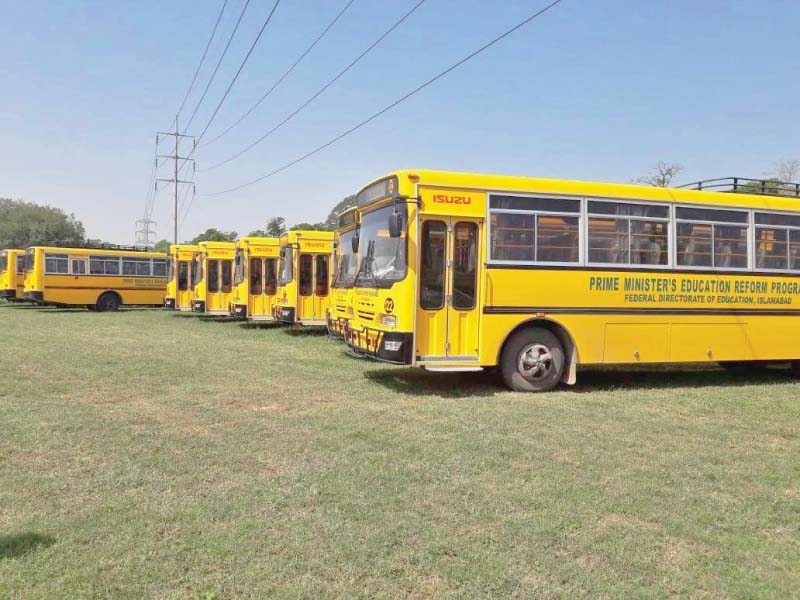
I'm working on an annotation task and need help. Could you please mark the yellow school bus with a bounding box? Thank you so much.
[165,244,200,310]
[344,170,800,391]
[23,245,167,310]
[191,241,235,315]
[327,207,359,337]
[272,230,334,326]
[0,249,26,301]
[229,237,280,320]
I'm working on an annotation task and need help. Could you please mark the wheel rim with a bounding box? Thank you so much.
[517,343,554,380]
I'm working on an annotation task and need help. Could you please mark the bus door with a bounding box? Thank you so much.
[416,217,482,362]
[263,258,278,317]
[207,259,232,312]
[247,258,266,317]
[297,253,329,321]
[177,260,191,308]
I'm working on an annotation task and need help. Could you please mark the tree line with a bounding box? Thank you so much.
[4,161,799,251]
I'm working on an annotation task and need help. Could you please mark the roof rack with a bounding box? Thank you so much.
[676,177,800,198]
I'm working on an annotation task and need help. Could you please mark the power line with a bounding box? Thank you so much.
[184,0,253,133]
[199,0,427,173]
[178,178,198,230]
[176,0,230,118]
[193,0,282,144]
[203,0,565,197]
[171,0,281,186]
[202,0,356,148]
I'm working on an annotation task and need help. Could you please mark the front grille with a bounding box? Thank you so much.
[357,310,375,322]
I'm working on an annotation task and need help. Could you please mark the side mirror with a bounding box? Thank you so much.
[351,232,359,254]
[388,211,402,238]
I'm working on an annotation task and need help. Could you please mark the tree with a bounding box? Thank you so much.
[189,228,237,244]
[635,161,683,188]
[265,217,286,237]
[322,195,356,230]
[0,198,85,248]
[292,222,327,231]
[774,159,800,183]
[152,239,170,253]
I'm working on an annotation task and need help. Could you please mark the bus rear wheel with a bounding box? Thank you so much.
[500,327,565,392]
[96,292,121,312]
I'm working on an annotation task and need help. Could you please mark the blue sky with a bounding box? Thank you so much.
[1,0,798,244]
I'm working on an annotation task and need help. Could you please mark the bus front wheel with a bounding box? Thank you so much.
[96,292,121,312]
[500,327,565,392]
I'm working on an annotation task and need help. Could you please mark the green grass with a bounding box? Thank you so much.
[1,303,798,599]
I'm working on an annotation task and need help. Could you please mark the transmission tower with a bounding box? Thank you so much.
[135,218,157,249]
[156,116,196,244]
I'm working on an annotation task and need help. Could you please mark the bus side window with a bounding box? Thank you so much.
[265,258,277,295]
[221,261,232,293]
[72,259,86,275]
[178,262,189,291]
[315,255,329,296]
[452,222,478,310]
[299,254,313,296]
[250,258,263,295]
[420,221,447,310]
[208,260,220,292]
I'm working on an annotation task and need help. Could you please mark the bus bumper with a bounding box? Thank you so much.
[164,298,176,309]
[0,289,15,299]
[274,306,295,324]
[344,323,413,364]
[326,314,349,338]
[24,291,44,304]
[191,300,206,313]
[230,303,247,319]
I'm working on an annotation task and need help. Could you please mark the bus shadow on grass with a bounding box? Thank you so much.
[0,532,54,559]
[365,364,795,397]
[574,365,795,392]
[282,327,328,337]
[365,368,501,398]
[239,321,283,330]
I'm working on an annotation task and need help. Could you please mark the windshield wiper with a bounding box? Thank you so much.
[354,240,375,287]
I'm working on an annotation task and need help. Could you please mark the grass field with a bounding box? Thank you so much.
[0,303,798,599]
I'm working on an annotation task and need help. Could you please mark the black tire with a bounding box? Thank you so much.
[96,292,121,312]
[500,327,565,392]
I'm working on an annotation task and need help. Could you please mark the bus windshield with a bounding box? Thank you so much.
[355,204,407,288]
[25,249,35,271]
[334,229,359,288]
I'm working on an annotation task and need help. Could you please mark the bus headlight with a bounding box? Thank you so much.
[380,314,397,328]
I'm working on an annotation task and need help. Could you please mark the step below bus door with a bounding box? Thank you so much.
[297,253,330,322]
[416,217,482,363]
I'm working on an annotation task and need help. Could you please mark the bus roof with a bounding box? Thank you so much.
[279,230,334,243]
[236,237,279,246]
[358,169,800,213]
[25,245,166,257]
